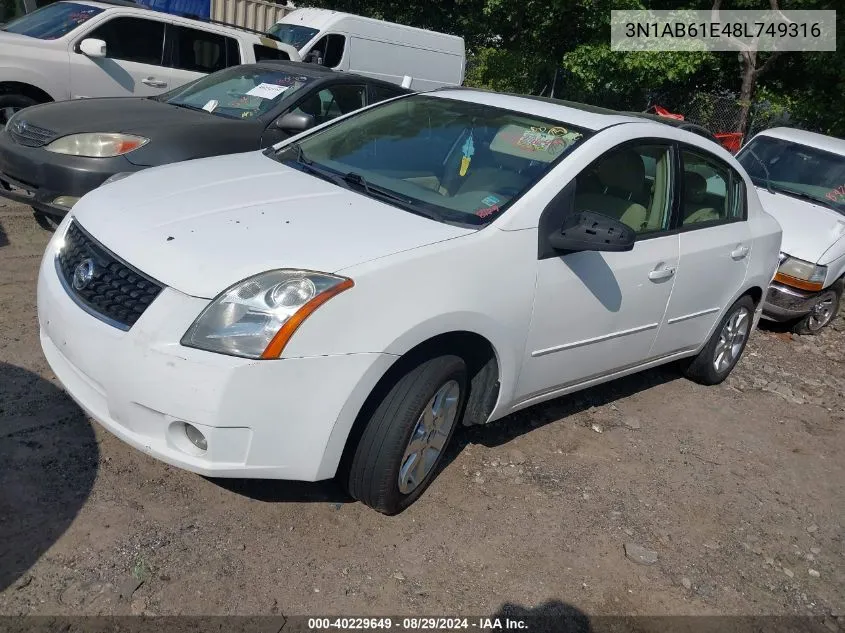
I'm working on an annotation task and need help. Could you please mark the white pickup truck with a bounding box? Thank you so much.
[737,127,845,333]
[0,0,299,124]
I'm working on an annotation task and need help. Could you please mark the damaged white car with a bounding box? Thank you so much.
[737,128,845,333]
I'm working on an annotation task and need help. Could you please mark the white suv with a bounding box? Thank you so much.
[0,0,300,124]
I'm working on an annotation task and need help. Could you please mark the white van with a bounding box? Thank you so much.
[267,8,465,90]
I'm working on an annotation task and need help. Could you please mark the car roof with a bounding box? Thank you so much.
[247,60,410,89]
[431,89,643,131]
[752,127,845,157]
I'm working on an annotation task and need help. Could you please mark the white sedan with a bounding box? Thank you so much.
[37,90,782,514]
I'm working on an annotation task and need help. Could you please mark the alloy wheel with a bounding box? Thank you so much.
[806,292,837,332]
[713,306,751,373]
[397,379,461,494]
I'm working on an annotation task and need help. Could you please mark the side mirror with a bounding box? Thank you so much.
[79,38,107,58]
[548,210,636,253]
[274,112,315,132]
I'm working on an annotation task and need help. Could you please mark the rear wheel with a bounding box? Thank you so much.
[682,295,755,385]
[792,284,842,335]
[345,355,466,514]
[0,94,37,126]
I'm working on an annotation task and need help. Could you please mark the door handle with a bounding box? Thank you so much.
[141,77,167,88]
[648,265,676,282]
[731,245,750,260]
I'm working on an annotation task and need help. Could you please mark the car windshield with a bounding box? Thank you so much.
[2,2,103,39]
[271,94,591,226]
[737,135,845,215]
[265,23,319,50]
[160,66,317,120]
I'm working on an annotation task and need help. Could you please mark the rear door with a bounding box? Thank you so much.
[166,24,241,90]
[649,145,752,357]
[69,15,170,97]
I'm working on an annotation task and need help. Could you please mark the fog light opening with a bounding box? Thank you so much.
[183,423,207,451]
[52,195,81,209]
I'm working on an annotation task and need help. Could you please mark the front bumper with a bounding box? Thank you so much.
[0,130,144,218]
[762,280,822,322]
[37,222,393,480]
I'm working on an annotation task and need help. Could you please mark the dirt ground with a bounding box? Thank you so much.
[1,199,843,623]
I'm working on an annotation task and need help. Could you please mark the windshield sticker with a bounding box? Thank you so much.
[202,99,218,113]
[68,8,99,24]
[514,127,581,155]
[475,204,499,219]
[481,195,500,207]
[460,134,475,177]
[825,185,845,203]
[246,83,289,100]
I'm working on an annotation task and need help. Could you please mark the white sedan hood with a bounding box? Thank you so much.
[72,152,473,298]
[756,189,845,264]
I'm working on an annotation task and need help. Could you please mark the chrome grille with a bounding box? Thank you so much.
[8,119,58,148]
[56,221,164,330]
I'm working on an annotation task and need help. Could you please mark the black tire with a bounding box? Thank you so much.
[345,355,467,515]
[33,209,60,232]
[682,295,756,386]
[0,94,38,125]
[792,282,842,335]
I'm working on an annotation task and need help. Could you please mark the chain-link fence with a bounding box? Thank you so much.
[673,92,787,141]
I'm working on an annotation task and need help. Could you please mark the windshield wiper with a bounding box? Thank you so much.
[276,142,348,187]
[746,147,774,194]
[340,172,446,222]
[769,185,841,212]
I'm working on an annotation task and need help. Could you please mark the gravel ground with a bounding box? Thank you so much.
[1,200,843,623]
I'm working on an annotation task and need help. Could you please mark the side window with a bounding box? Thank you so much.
[290,85,366,125]
[253,44,290,62]
[85,17,165,65]
[574,144,673,235]
[169,25,235,73]
[306,34,345,68]
[370,84,406,104]
[681,149,745,226]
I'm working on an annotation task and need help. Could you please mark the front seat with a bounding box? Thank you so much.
[575,149,649,230]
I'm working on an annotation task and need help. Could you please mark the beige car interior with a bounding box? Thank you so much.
[574,146,671,233]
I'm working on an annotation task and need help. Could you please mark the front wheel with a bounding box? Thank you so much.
[0,94,38,126]
[682,295,755,385]
[792,284,842,335]
[345,355,466,514]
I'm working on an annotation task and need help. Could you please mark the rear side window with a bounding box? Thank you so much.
[169,25,237,73]
[253,44,290,62]
[85,17,165,65]
[680,149,746,226]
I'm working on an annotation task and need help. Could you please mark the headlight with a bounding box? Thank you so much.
[101,171,134,187]
[181,269,353,359]
[45,133,149,157]
[775,253,827,292]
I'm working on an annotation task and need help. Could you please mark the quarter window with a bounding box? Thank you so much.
[574,144,673,235]
[253,44,290,62]
[85,17,165,65]
[169,25,237,73]
[681,150,745,225]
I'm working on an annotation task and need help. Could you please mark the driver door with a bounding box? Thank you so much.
[514,142,680,404]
